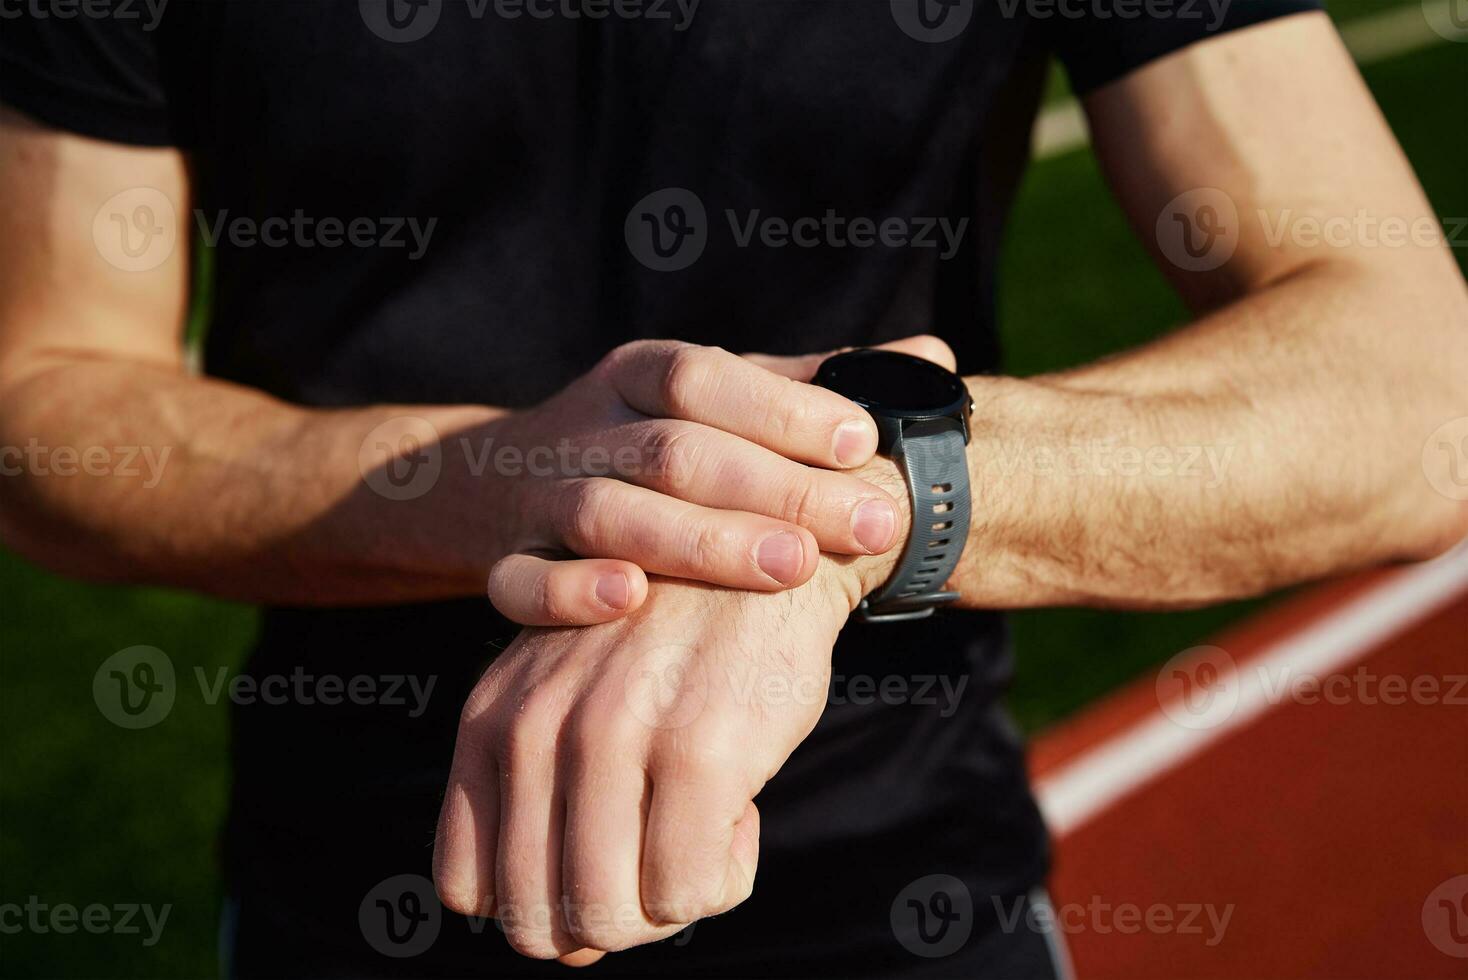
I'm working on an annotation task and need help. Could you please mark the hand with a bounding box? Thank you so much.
[432,556,891,962]
[482,336,949,626]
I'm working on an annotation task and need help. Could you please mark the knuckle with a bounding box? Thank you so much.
[676,515,735,574]
[492,691,566,773]
[432,866,484,918]
[914,334,954,366]
[641,421,705,496]
[564,914,634,953]
[501,927,560,960]
[558,478,617,552]
[537,571,581,625]
[596,339,647,378]
[643,889,712,928]
[779,473,825,531]
[659,344,713,416]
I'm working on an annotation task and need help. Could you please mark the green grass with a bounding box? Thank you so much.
[2,20,1464,980]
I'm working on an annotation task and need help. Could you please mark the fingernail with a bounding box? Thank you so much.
[595,572,629,609]
[833,419,875,466]
[756,532,805,584]
[852,499,897,553]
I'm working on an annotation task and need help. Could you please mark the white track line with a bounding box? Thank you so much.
[1033,1,1457,159]
[1035,541,1468,838]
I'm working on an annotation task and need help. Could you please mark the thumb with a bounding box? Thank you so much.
[742,334,957,382]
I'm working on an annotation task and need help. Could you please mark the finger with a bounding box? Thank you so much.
[598,420,900,555]
[557,949,607,967]
[641,763,760,926]
[744,333,959,382]
[560,731,683,951]
[496,763,580,959]
[548,478,820,590]
[433,720,501,921]
[488,555,648,626]
[604,340,879,468]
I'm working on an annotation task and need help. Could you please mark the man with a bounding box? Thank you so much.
[0,1,1463,977]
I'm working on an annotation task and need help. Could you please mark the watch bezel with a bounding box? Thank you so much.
[813,349,974,444]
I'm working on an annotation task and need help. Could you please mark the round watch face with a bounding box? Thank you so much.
[813,349,968,418]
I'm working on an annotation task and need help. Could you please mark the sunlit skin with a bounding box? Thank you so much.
[1,13,1464,968]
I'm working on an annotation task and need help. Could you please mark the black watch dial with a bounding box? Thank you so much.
[813,348,968,419]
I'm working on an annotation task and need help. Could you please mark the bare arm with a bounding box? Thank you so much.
[839,13,1468,611]
[0,108,907,609]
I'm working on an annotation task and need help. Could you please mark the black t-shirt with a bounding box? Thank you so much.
[2,2,1316,976]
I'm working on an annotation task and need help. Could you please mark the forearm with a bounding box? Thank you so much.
[0,355,508,603]
[961,262,1468,608]
[835,262,1468,612]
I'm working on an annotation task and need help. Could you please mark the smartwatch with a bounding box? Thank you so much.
[813,349,974,623]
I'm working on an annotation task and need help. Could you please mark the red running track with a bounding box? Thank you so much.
[1029,558,1468,978]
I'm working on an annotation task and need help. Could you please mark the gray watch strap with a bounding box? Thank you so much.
[857,422,971,623]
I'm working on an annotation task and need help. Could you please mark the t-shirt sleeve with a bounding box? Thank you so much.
[0,9,175,145]
[1043,0,1324,96]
